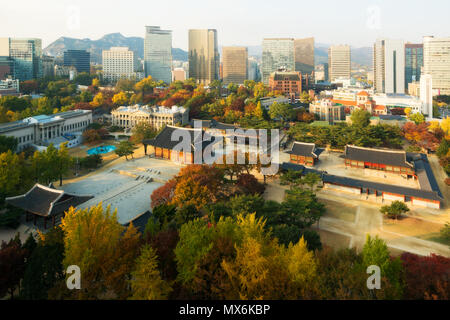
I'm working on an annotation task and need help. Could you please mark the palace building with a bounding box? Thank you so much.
[343,145,416,178]
[5,184,93,229]
[287,142,320,166]
[143,126,215,164]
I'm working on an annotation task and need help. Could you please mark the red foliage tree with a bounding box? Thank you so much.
[403,122,440,151]
[151,179,177,209]
[148,230,180,281]
[0,238,27,299]
[401,252,450,300]
[236,173,265,195]
[229,98,245,112]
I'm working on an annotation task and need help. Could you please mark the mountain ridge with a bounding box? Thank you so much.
[44,33,373,66]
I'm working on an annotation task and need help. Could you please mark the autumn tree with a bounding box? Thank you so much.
[171,165,226,210]
[60,203,141,299]
[0,235,27,299]
[55,142,73,186]
[129,245,172,300]
[112,91,129,106]
[151,179,177,209]
[236,173,265,195]
[401,253,450,300]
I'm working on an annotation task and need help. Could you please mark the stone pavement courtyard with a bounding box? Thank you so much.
[59,157,182,224]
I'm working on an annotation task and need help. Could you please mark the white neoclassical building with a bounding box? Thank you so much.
[0,109,93,151]
[111,105,189,130]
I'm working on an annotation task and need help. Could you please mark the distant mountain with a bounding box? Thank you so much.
[44,33,188,64]
[44,34,372,67]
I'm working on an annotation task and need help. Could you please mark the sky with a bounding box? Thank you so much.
[1,0,449,49]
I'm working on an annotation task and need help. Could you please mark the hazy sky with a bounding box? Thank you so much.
[1,0,449,49]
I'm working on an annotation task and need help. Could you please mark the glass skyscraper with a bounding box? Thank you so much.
[188,29,219,85]
[64,50,91,74]
[405,44,423,88]
[262,38,294,85]
[144,26,173,84]
[0,38,42,81]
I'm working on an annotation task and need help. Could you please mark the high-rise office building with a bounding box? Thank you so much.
[0,38,42,81]
[373,39,405,94]
[63,50,90,74]
[405,43,423,89]
[294,37,315,75]
[102,47,143,83]
[188,29,220,85]
[420,74,433,118]
[262,38,295,85]
[0,56,14,80]
[144,26,172,84]
[222,47,248,85]
[328,45,351,82]
[423,36,450,95]
[248,57,261,82]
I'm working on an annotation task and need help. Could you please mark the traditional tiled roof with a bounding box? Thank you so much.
[143,125,215,152]
[287,142,318,158]
[123,211,151,234]
[322,174,442,202]
[5,184,93,217]
[407,153,443,198]
[343,145,414,168]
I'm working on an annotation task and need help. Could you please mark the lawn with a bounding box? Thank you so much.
[320,199,357,223]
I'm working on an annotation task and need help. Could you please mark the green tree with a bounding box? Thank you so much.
[55,143,73,186]
[129,245,172,300]
[130,122,158,144]
[440,222,450,242]
[351,109,371,127]
[0,136,18,153]
[268,102,293,122]
[409,112,425,125]
[380,201,410,220]
[20,227,65,300]
[361,235,404,299]
[0,151,21,196]
[301,172,322,192]
[115,140,135,160]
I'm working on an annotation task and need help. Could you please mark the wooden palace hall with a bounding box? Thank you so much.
[287,142,320,167]
[343,145,416,178]
[5,184,93,229]
[143,125,215,164]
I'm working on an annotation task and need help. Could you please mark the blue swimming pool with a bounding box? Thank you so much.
[87,145,117,155]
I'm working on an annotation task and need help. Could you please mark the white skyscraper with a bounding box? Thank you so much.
[144,26,173,84]
[420,73,433,118]
[373,39,405,94]
[102,47,142,83]
[423,36,450,96]
[328,45,351,82]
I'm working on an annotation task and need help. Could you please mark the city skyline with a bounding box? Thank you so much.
[1,0,450,49]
